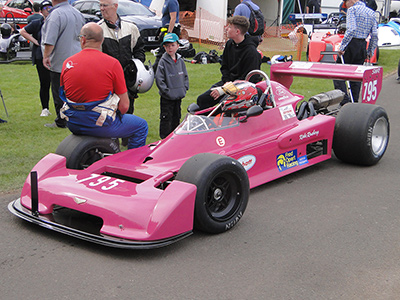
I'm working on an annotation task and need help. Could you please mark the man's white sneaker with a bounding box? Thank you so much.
[40,109,51,117]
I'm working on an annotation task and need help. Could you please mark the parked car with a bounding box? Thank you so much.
[378,18,400,47]
[72,0,162,50]
[0,0,39,29]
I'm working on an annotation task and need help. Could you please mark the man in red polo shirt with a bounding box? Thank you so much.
[60,22,148,149]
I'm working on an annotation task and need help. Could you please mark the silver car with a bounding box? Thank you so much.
[72,0,162,50]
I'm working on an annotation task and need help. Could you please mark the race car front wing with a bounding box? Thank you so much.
[8,198,193,250]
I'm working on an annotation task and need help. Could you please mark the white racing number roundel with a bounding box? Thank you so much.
[216,136,225,147]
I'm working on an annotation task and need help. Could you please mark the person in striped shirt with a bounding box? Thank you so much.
[334,0,378,105]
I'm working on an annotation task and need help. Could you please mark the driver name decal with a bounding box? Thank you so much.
[299,129,319,140]
[216,136,225,147]
[238,155,256,171]
[276,150,308,172]
[279,105,296,120]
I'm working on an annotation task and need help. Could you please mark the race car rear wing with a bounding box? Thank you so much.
[270,61,383,104]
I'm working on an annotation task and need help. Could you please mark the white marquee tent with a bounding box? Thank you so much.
[149,0,283,42]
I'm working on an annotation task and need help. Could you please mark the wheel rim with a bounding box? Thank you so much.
[205,171,242,222]
[371,116,389,156]
[78,148,106,169]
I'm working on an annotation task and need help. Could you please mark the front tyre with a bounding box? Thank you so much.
[333,103,389,166]
[56,134,120,169]
[176,153,249,233]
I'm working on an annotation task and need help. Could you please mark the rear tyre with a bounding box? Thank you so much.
[56,134,120,169]
[176,153,249,233]
[333,103,389,166]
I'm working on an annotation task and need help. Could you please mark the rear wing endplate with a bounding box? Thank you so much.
[270,61,383,104]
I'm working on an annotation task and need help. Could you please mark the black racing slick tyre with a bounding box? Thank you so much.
[56,134,120,169]
[333,103,389,166]
[176,153,249,233]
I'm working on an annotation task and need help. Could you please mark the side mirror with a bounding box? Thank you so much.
[240,105,263,122]
[247,105,263,117]
[24,8,32,14]
[187,103,200,114]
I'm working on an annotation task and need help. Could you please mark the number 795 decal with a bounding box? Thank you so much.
[76,174,125,190]
[361,67,382,105]
[363,79,377,103]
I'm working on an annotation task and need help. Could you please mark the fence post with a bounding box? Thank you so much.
[199,7,202,46]
[296,31,303,61]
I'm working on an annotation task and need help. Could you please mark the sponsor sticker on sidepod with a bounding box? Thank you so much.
[238,155,256,171]
[276,150,308,172]
[279,105,296,120]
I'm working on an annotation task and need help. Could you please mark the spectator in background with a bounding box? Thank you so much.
[306,0,322,13]
[60,23,148,149]
[27,2,43,23]
[153,0,180,72]
[161,0,180,36]
[41,0,85,128]
[155,33,189,139]
[196,16,261,110]
[233,0,263,44]
[98,0,146,115]
[20,0,52,117]
[339,1,348,14]
[306,0,322,24]
[334,0,378,105]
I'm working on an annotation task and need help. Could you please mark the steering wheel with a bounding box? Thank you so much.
[245,70,276,108]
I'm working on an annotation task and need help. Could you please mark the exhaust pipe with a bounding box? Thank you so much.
[309,90,345,110]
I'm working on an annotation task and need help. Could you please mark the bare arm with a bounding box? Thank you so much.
[168,12,177,33]
[43,44,54,70]
[117,92,130,114]
[20,28,39,46]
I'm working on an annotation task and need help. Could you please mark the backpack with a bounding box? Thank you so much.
[192,51,209,64]
[177,40,196,58]
[243,2,265,36]
[208,50,222,64]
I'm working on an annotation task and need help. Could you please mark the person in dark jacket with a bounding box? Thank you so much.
[155,33,189,139]
[98,0,146,114]
[27,2,43,23]
[196,15,261,110]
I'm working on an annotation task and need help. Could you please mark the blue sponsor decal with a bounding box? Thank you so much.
[276,150,308,172]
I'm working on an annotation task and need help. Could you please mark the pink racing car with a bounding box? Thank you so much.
[8,63,389,249]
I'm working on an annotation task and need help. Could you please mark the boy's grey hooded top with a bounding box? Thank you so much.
[155,52,189,100]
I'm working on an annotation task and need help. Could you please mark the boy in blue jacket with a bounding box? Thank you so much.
[155,33,189,139]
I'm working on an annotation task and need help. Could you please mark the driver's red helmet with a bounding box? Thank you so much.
[221,81,258,113]
[222,80,258,112]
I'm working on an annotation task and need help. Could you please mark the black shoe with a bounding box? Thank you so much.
[121,138,128,147]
